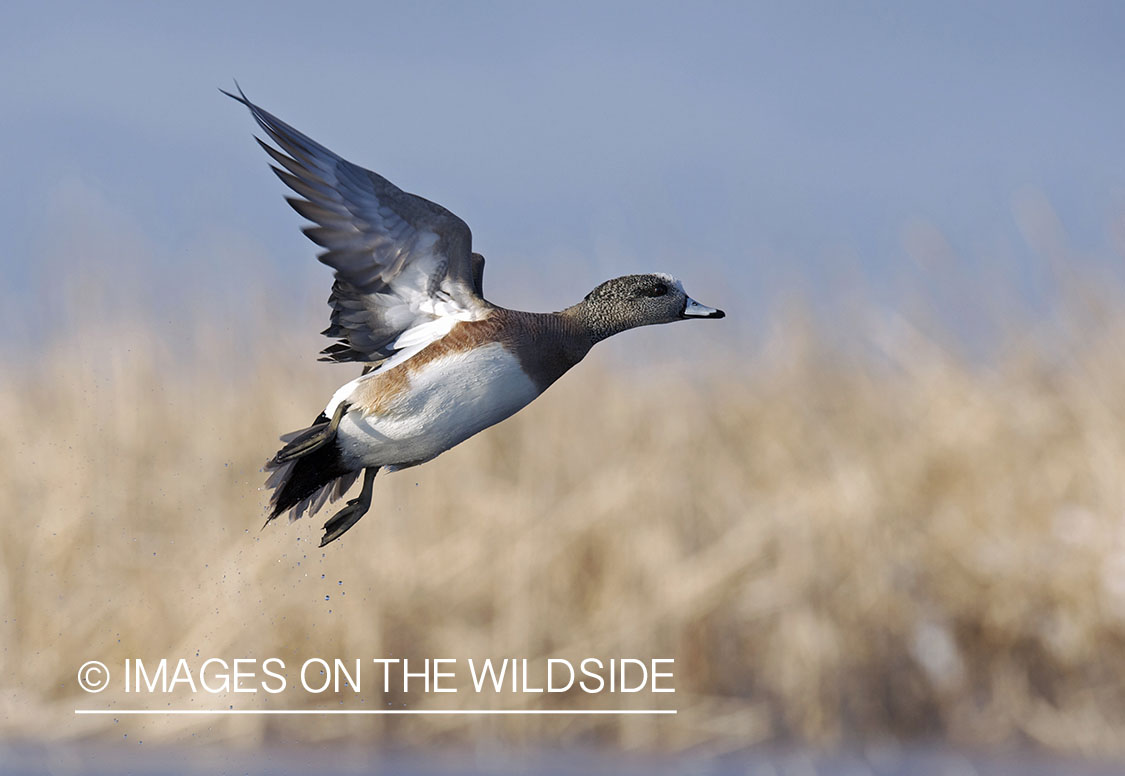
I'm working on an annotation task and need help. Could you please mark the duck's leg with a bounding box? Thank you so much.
[320,467,378,546]
[274,402,348,464]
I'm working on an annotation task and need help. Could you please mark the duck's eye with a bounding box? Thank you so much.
[645,283,668,297]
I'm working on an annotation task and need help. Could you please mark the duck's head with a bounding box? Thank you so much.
[569,273,725,343]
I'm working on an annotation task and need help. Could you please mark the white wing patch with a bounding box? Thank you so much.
[390,315,457,350]
[324,283,486,418]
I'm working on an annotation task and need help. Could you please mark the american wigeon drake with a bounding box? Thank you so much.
[227,87,725,546]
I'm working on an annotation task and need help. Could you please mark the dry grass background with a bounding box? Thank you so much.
[4,282,1125,760]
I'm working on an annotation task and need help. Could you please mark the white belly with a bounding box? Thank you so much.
[334,342,540,469]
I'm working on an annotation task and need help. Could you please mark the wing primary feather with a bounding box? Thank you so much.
[255,137,332,187]
[301,225,361,249]
[270,167,337,203]
[225,82,487,368]
[225,87,343,173]
[287,197,346,225]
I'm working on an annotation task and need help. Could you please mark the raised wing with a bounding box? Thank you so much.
[225,85,489,366]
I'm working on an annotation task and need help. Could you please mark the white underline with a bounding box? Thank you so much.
[74,709,676,716]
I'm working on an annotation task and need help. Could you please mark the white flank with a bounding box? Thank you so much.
[334,342,539,469]
[324,276,488,418]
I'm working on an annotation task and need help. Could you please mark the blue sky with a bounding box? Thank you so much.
[3,1,1124,350]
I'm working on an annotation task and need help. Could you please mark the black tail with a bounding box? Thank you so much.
[265,413,355,523]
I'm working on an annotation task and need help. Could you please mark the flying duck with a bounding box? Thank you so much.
[226,87,725,546]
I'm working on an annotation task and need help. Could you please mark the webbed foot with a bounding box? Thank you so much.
[320,467,377,546]
[274,402,347,464]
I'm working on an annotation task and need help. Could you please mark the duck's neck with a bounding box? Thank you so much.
[559,301,628,345]
[496,309,595,392]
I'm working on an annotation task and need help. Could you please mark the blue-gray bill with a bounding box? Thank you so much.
[681,297,725,319]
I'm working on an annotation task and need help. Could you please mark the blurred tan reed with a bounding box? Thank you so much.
[3,282,1125,759]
